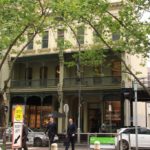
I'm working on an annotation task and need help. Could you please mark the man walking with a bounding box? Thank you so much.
[45,116,57,150]
[65,118,76,150]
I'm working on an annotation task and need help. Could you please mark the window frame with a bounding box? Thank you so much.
[42,31,49,48]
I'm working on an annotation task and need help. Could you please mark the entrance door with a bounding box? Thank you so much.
[88,108,101,132]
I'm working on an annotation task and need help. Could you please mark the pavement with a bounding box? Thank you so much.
[1,143,115,150]
[27,145,89,150]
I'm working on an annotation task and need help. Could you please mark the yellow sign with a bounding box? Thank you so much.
[14,105,24,122]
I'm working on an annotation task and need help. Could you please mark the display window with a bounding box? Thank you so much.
[25,105,52,129]
[104,101,121,126]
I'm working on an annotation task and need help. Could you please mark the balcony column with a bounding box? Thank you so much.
[40,95,44,128]
[124,98,131,126]
[24,95,28,123]
[83,102,88,132]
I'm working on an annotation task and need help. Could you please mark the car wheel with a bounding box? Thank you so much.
[119,140,129,150]
[34,138,42,147]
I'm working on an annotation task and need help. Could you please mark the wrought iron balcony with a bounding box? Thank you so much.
[11,76,121,89]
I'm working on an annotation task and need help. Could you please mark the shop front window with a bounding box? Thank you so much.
[25,105,52,129]
[104,101,121,132]
[42,106,52,127]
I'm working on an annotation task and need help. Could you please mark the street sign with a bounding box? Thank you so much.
[12,105,24,149]
[63,104,69,114]
[12,122,23,148]
[14,105,24,123]
[64,104,69,132]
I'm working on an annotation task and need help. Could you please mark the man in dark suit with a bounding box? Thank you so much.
[45,116,57,150]
[65,118,76,150]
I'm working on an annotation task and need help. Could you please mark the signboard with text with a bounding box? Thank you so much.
[12,122,23,148]
[12,105,24,149]
[13,105,24,123]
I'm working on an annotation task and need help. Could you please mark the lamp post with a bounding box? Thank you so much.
[133,80,138,150]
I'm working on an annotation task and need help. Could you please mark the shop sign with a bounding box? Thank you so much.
[12,122,23,148]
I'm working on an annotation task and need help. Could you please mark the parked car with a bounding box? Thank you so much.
[116,127,150,150]
[5,127,49,147]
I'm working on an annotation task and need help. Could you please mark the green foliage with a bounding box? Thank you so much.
[50,0,149,59]
[0,0,54,55]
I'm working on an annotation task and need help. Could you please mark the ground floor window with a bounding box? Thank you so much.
[88,99,121,133]
[25,105,52,129]
[104,101,121,132]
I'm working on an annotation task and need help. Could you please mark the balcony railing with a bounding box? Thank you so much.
[11,76,121,89]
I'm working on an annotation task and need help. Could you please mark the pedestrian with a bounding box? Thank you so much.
[65,118,77,150]
[18,123,28,150]
[45,116,57,150]
[100,123,106,133]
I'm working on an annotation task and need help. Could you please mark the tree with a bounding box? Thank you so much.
[0,0,56,131]
[0,0,149,128]
[49,0,150,94]
[0,0,56,93]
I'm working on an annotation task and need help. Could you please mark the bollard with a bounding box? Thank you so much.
[51,143,58,150]
[94,141,100,150]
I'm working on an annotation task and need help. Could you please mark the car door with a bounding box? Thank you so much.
[126,128,141,148]
[139,128,150,148]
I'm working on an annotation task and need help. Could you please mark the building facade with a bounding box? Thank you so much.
[5,1,148,133]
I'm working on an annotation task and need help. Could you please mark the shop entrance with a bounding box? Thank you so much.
[88,103,102,133]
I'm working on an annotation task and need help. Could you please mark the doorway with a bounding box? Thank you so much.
[88,103,102,132]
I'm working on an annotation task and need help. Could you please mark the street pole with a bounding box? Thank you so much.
[134,80,138,150]
[77,79,81,143]
[58,48,64,133]
[64,104,69,133]
[77,55,81,143]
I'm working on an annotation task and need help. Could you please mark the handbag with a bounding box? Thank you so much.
[54,134,59,141]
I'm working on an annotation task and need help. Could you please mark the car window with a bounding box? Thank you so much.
[123,128,135,134]
[140,128,150,134]
[28,128,33,133]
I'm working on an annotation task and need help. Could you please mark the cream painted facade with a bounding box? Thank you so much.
[123,53,148,88]
[4,0,148,133]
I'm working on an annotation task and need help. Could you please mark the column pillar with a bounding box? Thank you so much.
[124,98,131,126]
[40,95,44,128]
[83,102,88,132]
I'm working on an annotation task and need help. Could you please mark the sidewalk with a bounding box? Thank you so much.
[0,141,115,150]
